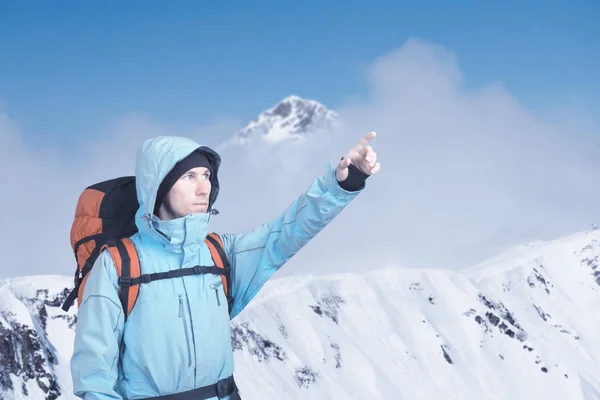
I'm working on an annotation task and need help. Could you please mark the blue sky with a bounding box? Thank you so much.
[0,0,598,149]
[1,1,600,280]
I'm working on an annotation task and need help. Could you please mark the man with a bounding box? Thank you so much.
[70,132,380,400]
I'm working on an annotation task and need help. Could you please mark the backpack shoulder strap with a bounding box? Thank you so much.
[105,237,141,320]
[204,232,234,315]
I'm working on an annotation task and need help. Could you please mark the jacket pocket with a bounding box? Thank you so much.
[178,295,192,367]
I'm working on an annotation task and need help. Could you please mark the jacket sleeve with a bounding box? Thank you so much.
[70,250,125,400]
[221,161,363,319]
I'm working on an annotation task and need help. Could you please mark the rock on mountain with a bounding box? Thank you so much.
[234,95,338,144]
[1,229,600,399]
[0,275,75,400]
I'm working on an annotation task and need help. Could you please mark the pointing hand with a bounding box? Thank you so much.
[336,131,381,182]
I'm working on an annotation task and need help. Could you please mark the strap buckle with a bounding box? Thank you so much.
[216,376,236,398]
[118,277,132,286]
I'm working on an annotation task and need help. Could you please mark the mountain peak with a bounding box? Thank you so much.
[235,95,338,144]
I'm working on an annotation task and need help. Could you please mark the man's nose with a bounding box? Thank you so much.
[196,180,210,195]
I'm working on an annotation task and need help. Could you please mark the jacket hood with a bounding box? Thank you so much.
[133,136,221,245]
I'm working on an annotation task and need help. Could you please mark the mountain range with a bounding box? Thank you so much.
[1,96,599,400]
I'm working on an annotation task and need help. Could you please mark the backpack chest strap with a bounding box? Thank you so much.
[118,265,229,286]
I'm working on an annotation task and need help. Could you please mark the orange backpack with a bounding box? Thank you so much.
[61,176,233,319]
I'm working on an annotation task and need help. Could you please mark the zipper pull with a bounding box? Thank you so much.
[214,289,221,306]
[210,282,222,306]
[178,295,183,318]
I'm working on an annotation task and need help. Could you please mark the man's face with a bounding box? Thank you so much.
[158,166,212,220]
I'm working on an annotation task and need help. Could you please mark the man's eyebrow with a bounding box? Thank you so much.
[185,169,210,175]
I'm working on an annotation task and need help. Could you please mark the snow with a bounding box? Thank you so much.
[228,229,600,399]
[0,275,77,400]
[1,233,600,400]
[232,95,338,145]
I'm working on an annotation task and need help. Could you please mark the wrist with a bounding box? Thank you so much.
[337,158,369,191]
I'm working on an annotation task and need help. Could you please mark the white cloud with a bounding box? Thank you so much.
[1,38,598,281]
[304,38,600,274]
[211,38,600,277]
[0,111,241,280]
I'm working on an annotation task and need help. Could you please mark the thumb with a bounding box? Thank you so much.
[339,156,352,170]
[336,156,351,181]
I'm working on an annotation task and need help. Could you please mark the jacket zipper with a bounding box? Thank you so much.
[210,281,223,307]
[178,295,192,367]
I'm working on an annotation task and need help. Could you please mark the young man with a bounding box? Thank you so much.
[70,132,380,400]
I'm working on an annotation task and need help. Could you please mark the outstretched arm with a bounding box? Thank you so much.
[221,132,380,319]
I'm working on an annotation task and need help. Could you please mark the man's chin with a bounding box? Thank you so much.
[190,205,208,214]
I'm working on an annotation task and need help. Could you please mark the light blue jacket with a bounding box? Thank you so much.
[70,136,362,399]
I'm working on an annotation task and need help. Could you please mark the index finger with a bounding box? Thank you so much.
[356,131,376,148]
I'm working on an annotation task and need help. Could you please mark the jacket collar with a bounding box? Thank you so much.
[136,207,211,253]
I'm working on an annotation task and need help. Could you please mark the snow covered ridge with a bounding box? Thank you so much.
[1,229,600,399]
[234,95,338,144]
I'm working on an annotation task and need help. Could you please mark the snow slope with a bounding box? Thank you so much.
[230,229,600,400]
[0,275,76,400]
[1,229,599,400]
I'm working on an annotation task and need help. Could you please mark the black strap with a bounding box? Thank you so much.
[72,233,104,263]
[62,239,104,312]
[118,265,227,287]
[61,288,78,312]
[205,235,231,270]
[115,239,132,316]
[141,375,239,400]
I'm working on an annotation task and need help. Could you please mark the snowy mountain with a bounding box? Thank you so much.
[0,276,75,400]
[1,229,599,399]
[233,95,338,144]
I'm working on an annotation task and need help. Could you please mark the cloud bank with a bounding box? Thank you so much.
[1,38,599,280]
